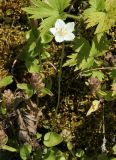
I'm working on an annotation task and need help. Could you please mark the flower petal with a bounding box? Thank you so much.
[65,22,75,32]
[64,32,75,41]
[55,19,65,29]
[55,35,64,43]
[49,27,56,35]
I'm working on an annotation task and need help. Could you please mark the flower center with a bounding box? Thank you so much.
[57,28,68,36]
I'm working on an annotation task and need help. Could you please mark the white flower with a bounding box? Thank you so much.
[50,19,75,43]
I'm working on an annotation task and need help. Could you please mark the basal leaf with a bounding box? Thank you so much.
[44,132,63,147]
[0,76,13,88]
[17,83,33,98]
[41,88,53,96]
[2,145,17,152]
[41,32,53,43]
[25,59,41,73]
[20,28,42,61]
[20,143,32,160]
[76,149,85,158]
[44,150,56,160]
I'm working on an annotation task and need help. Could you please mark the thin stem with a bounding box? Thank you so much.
[65,13,80,20]
[56,42,65,114]
[70,150,77,159]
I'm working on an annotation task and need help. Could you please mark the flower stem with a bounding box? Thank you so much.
[65,13,80,20]
[56,42,65,114]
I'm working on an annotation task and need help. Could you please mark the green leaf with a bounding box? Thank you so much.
[84,0,116,33]
[44,132,63,147]
[44,149,56,160]
[41,51,50,60]
[67,142,73,151]
[41,88,53,96]
[23,5,58,19]
[17,83,33,98]
[76,149,85,158]
[20,28,42,61]
[34,148,42,160]
[39,15,59,36]
[64,33,109,71]
[23,0,70,36]
[63,53,77,67]
[0,106,7,115]
[44,148,65,160]
[22,1,59,36]
[41,32,53,43]
[48,0,71,12]
[112,145,116,155]
[59,157,66,160]
[90,33,109,57]
[36,133,42,139]
[0,76,13,88]
[105,0,116,11]
[111,82,116,97]
[74,36,94,70]
[98,90,113,101]
[110,158,116,160]
[94,13,115,34]
[20,143,32,160]
[64,36,95,70]
[86,100,101,116]
[90,0,105,11]
[25,59,41,73]
[109,70,116,80]
[2,145,17,152]
[91,71,105,81]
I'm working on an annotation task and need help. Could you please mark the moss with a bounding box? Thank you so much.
[0,0,29,77]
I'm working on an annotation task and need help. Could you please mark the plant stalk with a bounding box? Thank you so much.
[56,42,65,114]
[65,13,80,20]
